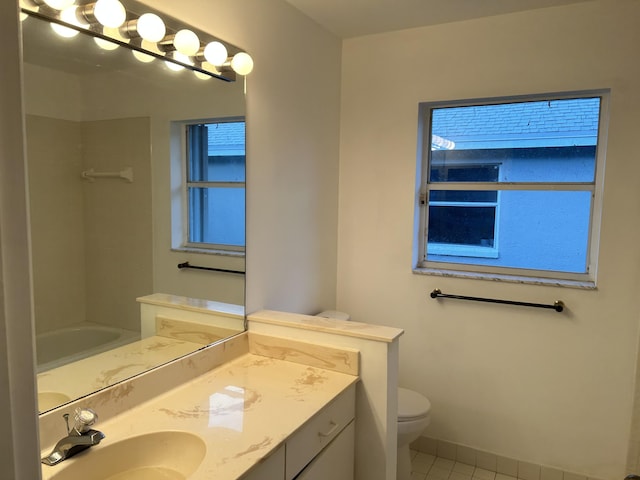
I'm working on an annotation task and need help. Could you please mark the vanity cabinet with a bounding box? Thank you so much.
[294,420,355,480]
[240,384,356,480]
[241,445,285,480]
[286,384,355,479]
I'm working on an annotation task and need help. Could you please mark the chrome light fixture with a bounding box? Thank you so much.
[20,0,254,81]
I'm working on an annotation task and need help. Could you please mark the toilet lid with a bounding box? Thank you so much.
[398,387,431,421]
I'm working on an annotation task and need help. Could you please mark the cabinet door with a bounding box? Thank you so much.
[240,444,285,480]
[295,420,355,480]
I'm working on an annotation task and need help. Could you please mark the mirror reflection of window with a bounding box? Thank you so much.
[186,120,246,251]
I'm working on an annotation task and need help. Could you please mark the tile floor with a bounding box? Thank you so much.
[411,450,518,480]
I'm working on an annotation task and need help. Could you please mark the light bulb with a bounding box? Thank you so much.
[132,39,160,63]
[51,5,87,37]
[169,51,192,66]
[203,41,227,66]
[132,49,155,63]
[43,0,75,10]
[93,0,126,28]
[193,70,211,80]
[136,13,165,42]
[51,21,78,37]
[230,52,253,75]
[165,60,184,72]
[94,36,119,50]
[173,29,199,56]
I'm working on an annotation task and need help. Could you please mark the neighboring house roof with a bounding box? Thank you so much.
[432,98,600,150]
[208,121,245,156]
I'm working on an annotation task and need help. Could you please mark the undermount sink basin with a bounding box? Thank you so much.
[47,431,206,480]
[38,392,72,412]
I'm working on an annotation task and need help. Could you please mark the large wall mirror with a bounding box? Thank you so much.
[21,1,248,413]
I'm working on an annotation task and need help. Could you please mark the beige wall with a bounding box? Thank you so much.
[26,115,86,333]
[337,1,640,478]
[82,117,153,331]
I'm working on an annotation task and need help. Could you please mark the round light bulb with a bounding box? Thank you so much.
[193,70,211,80]
[94,36,119,50]
[93,0,126,28]
[136,13,165,42]
[230,52,254,75]
[132,39,160,63]
[43,0,75,10]
[51,5,87,37]
[173,29,199,56]
[169,51,192,66]
[165,60,184,72]
[51,21,78,37]
[203,41,227,66]
[132,49,155,63]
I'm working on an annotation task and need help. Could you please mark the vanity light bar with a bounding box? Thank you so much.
[20,0,253,81]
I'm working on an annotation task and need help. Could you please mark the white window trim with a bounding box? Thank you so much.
[170,117,246,256]
[414,90,609,287]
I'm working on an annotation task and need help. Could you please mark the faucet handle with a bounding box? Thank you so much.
[73,408,98,433]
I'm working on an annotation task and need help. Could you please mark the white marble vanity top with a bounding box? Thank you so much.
[40,351,359,480]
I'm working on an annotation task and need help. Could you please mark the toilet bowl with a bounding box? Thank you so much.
[313,311,431,480]
[397,387,431,480]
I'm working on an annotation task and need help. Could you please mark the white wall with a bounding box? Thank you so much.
[337,1,640,478]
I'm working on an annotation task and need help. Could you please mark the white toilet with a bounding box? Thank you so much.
[315,311,432,480]
[397,387,431,480]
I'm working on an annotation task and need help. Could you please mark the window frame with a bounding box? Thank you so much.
[415,91,609,287]
[175,116,246,255]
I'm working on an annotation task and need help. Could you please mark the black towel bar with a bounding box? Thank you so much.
[430,288,564,312]
[177,262,245,275]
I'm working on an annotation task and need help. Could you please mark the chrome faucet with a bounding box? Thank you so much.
[41,408,105,466]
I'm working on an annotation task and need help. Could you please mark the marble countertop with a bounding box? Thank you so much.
[40,352,359,480]
[37,335,204,411]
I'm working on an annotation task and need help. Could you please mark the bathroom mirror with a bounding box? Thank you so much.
[21,7,247,413]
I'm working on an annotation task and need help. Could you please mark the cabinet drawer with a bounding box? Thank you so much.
[285,384,355,480]
[295,420,355,480]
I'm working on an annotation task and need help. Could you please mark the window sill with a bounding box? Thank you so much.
[412,267,596,290]
[171,246,245,258]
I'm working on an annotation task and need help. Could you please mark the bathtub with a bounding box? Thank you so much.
[36,323,140,372]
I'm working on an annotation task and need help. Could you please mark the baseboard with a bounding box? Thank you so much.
[410,435,606,480]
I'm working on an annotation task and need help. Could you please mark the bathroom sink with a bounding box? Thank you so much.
[47,431,206,480]
[38,392,72,412]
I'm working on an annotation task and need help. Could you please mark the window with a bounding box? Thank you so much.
[184,119,245,252]
[416,93,607,284]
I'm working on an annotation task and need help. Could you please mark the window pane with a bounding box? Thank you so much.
[430,190,497,203]
[430,164,499,182]
[429,98,600,183]
[188,187,245,246]
[428,206,496,246]
[427,190,592,274]
[188,121,245,182]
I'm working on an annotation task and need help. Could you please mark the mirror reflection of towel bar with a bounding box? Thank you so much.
[81,167,133,183]
[430,288,565,312]
[178,262,245,275]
